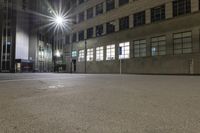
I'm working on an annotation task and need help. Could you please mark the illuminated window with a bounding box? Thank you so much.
[87,48,94,61]
[106,44,115,60]
[119,42,130,59]
[96,47,104,61]
[78,50,85,62]
[151,36,166,56]
[134,40,146,57]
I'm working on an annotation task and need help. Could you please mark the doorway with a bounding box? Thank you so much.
[72,59,76,72]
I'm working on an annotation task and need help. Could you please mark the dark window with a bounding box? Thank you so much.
[151,5,165,22]
[106,21,115,34]
[72,33,77,42]
[78,12,84,23]
[79,0,84,5]
[87,28,94,39]
[72,15,77,24]
[134,11,145,27]
[119,16,129,30]
[96,24,104,37]
[78,31,84,41]
[66,35,70,44]
[96,3,103,15]
[87,7,93,19]
[119,0,129,6]
[106,0,115,11]
[173,0,191,17]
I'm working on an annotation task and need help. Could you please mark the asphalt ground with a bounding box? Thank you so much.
[0,73,200,133]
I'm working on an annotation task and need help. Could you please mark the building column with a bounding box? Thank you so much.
[129,15,133,28]
[192,28,200,53]
[166,33,173,55]
[145,9,151,24]
[115,0,119,8]
[166,2,173,19]
[191,0,199,13]
[115,19,119,32]
[146,38,151,57]
[103,23,106,35]
[103,1,106,13]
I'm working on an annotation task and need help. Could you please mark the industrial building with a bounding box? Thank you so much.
[66,0,200,74]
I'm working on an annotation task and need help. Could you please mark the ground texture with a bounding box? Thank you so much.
[0,73,200,133]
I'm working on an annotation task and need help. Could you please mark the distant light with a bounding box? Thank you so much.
[56,50,61,57]
[55,15,64,25]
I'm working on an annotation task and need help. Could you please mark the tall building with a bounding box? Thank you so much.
[65,0,200,74]
[0,0,55,72]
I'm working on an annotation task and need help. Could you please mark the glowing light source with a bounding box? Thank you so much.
[56,50,61,57]
[55,15,64,25]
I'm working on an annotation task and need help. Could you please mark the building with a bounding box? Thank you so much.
[0,0,55,72]
[65,0,200,74]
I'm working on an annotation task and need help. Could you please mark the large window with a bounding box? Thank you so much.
[96,3,103,16]
[106,21,115,34]
[134,11,145,27]
[87,27,93,39]
[119,16,129,30]
[151,5,165,22]
[173,0,191,17]
[72,33,77,42]
[87,48,94,61]
[78,50,85,62]
[151,36,166,56]
[96,47,104,61]
[96,24,104,37]
[173,31,192,54]
[106,0,115,11]
[87,7,93,19]
[119,42,130,59]
[119,0,129,6]
[78,12,84,23]
[78,30,84,41]
[106,44,115,60]
[134,39,146,57]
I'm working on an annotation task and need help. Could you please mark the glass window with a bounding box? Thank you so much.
[87,7,93,19]
[134,39,147,57]
[87,27,93,39]
[151,5,165,22]
[106,0,115,11]
[151,36,166,56]
[78,50,85,62]
[96,47,104,61]
[119,16,129,30]
[134,11,145,27]
[173,31,192,54]
[78,12,84,23]
[78,30,84,41]
[96,24,104,37]
[119,42,130,59]
[79,0,84,5]
[173,0,191,17]
[106,44,115,60]
[106,21,116,34]
[72,33,77,42]
[96,3,103,15]
[87,48,94,61]
[72,51,77,57]
[119,0,129,6]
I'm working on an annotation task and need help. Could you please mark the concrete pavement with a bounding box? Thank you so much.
[0,73,200,133]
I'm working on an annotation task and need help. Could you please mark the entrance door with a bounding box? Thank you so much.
[72,60,76,72]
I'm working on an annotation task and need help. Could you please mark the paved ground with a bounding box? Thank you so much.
[0,73,200,133]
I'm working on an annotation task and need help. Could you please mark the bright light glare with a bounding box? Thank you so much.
[55,16,64,25]
[56,50,61,57]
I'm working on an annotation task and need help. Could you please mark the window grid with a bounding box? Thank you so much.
[106,44,115,60]
[151,36,166,56]
[173,0,191,17]
[119,42,130,59]
[151,5,165,22]
[78,50,85,62]
[96,47,104,61]
[173,31,192,54]
[87,48,94,61]
[134,40,147,57]
[134,11,145,27]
